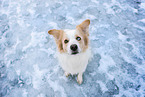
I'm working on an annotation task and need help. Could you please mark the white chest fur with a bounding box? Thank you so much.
[57,48,91,75]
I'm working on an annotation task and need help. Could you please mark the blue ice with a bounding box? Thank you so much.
[0,0,145,97]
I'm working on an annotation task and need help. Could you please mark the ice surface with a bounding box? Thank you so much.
[0,0,145,97]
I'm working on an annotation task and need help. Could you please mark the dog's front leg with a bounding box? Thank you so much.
[65,72,70,77]
[77,73,83,84]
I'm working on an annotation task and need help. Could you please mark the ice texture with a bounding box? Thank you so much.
[0,0,145,97]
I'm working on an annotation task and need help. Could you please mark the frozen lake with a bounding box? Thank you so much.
[0,0,145,96]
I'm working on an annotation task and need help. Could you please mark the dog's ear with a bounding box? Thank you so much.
[76,19,90,35]
[48,29,64,52]
[48,29,62,40]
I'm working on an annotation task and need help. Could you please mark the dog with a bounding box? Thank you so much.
[48,19,91,84]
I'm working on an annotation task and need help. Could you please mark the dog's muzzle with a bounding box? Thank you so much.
[70,44,79,55]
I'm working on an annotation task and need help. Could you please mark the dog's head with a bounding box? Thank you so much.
[48,19,90,55]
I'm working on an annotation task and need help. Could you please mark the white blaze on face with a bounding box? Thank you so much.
[64,29,81,55]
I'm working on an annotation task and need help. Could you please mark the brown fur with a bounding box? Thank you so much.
[76,19,90,36]
[48,29,64,53]
[61,32,69,53]
[76,19,90,52]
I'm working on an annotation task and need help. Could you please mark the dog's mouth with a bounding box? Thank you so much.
[71,51,79,55]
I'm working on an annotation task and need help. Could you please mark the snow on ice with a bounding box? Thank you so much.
[0,0,145,97]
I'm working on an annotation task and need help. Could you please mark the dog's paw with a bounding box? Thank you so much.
[77,74,83,84]
[65,72,70,77]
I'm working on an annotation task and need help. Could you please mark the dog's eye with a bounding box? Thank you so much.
[64,39,69,44]
[76,37,81,41]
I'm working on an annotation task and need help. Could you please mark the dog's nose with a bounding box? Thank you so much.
[70,44,78,51]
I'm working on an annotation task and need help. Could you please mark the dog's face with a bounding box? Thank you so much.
[48,19,90,55]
